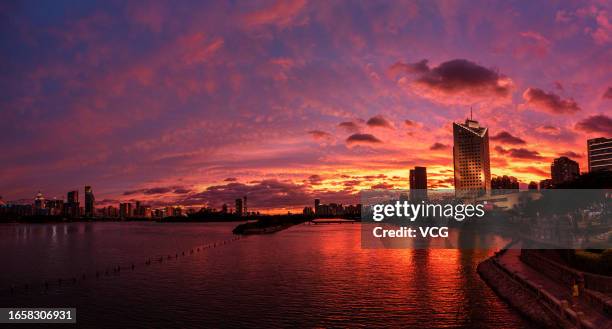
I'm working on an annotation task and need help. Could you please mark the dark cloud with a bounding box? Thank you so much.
[522,88,581,114]
[224,177,237,182]
[371,182,394,189]
[390,59,429,74]
[603,87,612,99]
[366,115,393,129]
[575,114,612,134]
[307,174,323,185]
[343,180,361,187]
[178,179,357,210]
[513,166,549,177]
[404,119,417,127]
[495,146,544,160]
[122,185,194,196]
[397,59,512,97]
[307,130,333,140]
[338,121,361,133]
[346,133,382,144]
[559,151,582,159]
[123,187,173,195]
[536,125,561,135]
[490,131,526,145]
[429,142,450,150]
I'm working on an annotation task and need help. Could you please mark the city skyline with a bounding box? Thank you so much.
[1,1,611,212]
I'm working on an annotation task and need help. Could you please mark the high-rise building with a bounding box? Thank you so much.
[235,198,243,216]
[551,156,579,186]
[34,191,45,210]
[65,190,80,217]
[84,186,95,217]
[409,166,427,200]
[588,137,612,172]
[453,117,491,196]
[314,199,320,215]
[67,190,78,204]
[119,202,133,218]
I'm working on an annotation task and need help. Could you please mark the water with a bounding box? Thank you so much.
[0,222,533,328]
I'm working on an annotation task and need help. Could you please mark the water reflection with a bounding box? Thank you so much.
[0,222,532,328]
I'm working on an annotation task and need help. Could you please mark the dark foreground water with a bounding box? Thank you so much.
[0,222,533,328]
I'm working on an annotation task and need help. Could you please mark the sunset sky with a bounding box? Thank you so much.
[1,0,611,212]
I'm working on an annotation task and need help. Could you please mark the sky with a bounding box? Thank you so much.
[1,0,611,212]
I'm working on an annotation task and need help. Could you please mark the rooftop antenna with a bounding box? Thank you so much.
[470,107,473,120]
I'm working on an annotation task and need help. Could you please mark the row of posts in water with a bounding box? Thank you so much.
[4,236,244,296]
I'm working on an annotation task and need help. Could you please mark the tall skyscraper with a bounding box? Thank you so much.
[67,190,78,204]
[84,185,95,217]
[65,190,80,217]
[551,156,579,185]
[34,191,45,210]
[119,202,133,218]
[587,137,612,172]
[409,166,427,200]
[235,198,243,216]
[453,117,491,196]
[314,198,320,215]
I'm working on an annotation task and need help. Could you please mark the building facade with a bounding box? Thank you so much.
[453,118,491,196]
[84,185,95,217]
[588,137,612,172]
[551,156,579,186]
[235,198,243,216]
[409,166,427,200]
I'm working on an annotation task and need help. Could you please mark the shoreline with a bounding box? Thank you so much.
[477,254,565,328]
[477,248,608,329]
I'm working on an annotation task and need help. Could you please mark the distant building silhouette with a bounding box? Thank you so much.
[84,185,95,217]
[119,202,133,218]
[34,191,45,210]
[303,207,314,216]
[65,190,80,217]
[587,137,612,172]
[409,166,427,200]
[551,156,579,186]
[453,117,491,196]
[235,198,243,216]
[528,181,538,190]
